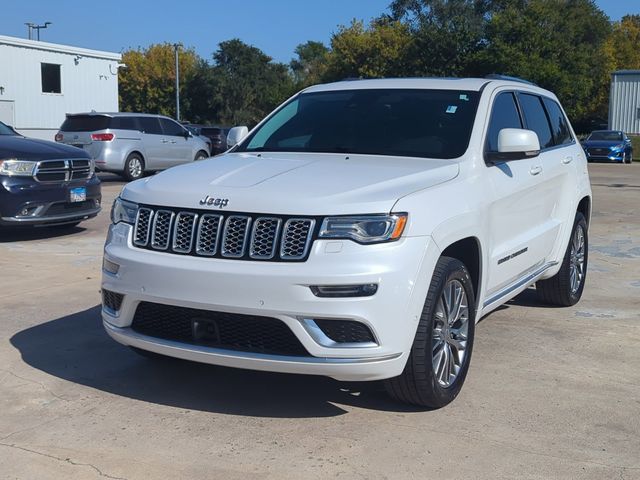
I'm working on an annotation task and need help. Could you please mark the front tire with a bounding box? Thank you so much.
[536,212,588,306]
[195,150,208,161]
[123,153,144,181]
[385,257,476,408]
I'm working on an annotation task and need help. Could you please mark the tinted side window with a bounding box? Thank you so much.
[486,92,523,152]
[138,117,162,135]
[542,98,573,146]
[110,117,140,131]
[519,94,553,149]
[160,118,186,136]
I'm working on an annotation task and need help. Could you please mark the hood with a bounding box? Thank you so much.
[0,135,89,161]
[582,140,623,149]
[122,152,459,215]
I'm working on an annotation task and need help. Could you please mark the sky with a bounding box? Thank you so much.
[1,0,639,63]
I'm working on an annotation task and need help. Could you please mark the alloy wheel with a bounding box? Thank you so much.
[569,224,586,294]
[432,279,470,387]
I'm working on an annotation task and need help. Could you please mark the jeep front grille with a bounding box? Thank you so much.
[132,206,317,262]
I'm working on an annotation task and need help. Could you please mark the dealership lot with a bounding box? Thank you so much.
[0,164,638,479]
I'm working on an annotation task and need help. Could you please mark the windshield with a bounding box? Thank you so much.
[588,131,623,141]
[236,89,480,159]
[0,122,17,136]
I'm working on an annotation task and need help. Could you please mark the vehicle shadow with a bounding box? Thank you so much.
[0,225,86,243]
[10,306,428,418]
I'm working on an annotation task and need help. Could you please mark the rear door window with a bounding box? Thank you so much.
[541,98,573,146]
[138,117,163,135]
[110,116,141,131]
[60,115,111,132]
[518,93,554,149]
[486,92,523,152]
[160,118,186,136]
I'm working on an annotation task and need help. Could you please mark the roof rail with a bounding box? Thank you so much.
[485,74,537,86]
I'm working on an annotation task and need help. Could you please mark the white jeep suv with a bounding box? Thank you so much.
[102,77,591,407]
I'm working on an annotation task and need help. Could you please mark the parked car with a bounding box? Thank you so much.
[102,77,591,408]
[200,125,229,155]
[56,113,210,181]
[0,121,101,228]
[182,124,213,153]
[581,130,633,163]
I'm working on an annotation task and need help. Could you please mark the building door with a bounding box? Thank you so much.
[0,101,15,127]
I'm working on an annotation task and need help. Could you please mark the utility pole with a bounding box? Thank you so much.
[173,43,181,121]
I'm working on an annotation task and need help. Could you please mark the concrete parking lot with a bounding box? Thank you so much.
[0,164,639,480]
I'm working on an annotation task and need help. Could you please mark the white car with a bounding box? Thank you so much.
[102,77,591,407]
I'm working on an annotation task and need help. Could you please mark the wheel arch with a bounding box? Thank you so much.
[577,195,591,226]
[440,237,482,303]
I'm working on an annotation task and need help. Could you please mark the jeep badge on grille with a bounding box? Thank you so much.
[199,195,229,209]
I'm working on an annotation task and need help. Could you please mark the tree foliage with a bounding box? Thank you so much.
[118,2,639,132]
[119,43,199,117]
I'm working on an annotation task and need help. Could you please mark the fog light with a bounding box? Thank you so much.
[102,257,120,275]
[310,284,378,298]
[19,205,38,216]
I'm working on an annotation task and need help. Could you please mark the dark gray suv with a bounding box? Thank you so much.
[56,113,211,181]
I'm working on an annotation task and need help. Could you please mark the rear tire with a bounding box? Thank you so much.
[385,257,476,408]
[536,212,588,306]
[123,153,144,181]
[195,151,208,161]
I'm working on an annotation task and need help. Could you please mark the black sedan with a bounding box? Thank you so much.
[0,121,101,228]
[581,130,633,164]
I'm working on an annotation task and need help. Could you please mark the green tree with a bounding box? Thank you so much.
[290,41,329,87]
[606,15,640,70]
[209,39,295,126]
[323,19,413,80]
[119,43,200,117]
[476,0,612,126]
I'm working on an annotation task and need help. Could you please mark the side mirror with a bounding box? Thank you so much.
[487,128,541,161]
[227,126,249,148]
[183,129,192,138]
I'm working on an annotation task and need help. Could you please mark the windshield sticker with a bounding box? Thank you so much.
[446,105,458,114]
[459,94,469,101]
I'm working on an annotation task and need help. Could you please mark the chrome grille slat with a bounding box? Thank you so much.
[221,216,252,258]
[250,217,281,259]
[172,212,198,253]
[34,158,92,182]
[151,210,174,250]
[280,219,315,260]
[133,208,153,246]
[133,207,315,261]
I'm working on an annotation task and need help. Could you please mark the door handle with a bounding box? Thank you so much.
[529,165,543,176]
[169,140,177,144]
[562,156,573,164]
[161,139,169,143]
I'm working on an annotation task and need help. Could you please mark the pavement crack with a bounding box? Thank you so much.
[0,369,67,402]
[0,442,127,480]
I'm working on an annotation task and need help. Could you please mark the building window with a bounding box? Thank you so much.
[41,63,61,93]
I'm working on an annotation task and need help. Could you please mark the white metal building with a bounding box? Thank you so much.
[609,70,640,135]
[0,34,121,140]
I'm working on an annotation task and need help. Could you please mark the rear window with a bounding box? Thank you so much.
[60,115,111,132]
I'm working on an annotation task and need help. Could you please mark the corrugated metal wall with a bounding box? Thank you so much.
[609,72,640,135]
[0,38,120,140]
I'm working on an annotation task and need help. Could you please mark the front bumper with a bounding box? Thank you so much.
[585,149,625,162]
[102,223,438,381]
[0,175,102,226]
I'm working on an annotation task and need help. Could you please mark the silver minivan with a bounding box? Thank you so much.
[56,113,210,181]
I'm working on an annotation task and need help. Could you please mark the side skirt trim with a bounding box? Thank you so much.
[482,261,558,309]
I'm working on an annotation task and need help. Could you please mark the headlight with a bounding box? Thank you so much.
[319,213,408,244]
[613,144,624,150]
[110,197,138,225]
[0,159,37,176]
